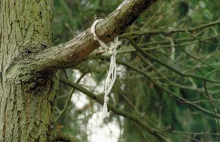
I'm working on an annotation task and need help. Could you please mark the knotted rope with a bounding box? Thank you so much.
[91,19,121,118]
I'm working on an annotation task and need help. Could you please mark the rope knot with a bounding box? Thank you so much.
[91,19,121,119]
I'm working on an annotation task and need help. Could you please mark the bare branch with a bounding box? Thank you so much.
[55,73,87,121]
[127,38,220,84]
[90,55,220,119]
[59,78,170,142]
[121,20,220,37]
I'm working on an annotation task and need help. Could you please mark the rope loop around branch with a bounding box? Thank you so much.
[91,19,121,118]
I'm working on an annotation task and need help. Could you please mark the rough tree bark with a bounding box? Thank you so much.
[0,0,157,141]
[0,0,57,142]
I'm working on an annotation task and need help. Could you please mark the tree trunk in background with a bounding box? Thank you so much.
[0,0,57,141]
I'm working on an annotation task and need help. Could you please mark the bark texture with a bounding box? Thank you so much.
[0,1,57,141]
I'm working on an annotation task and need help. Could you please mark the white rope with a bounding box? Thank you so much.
[91,19,109,52]
[91,19,121,119]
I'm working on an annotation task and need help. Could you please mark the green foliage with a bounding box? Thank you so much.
[54,0,220,141]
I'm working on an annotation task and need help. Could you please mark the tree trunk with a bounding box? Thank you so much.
[0,0,57,141]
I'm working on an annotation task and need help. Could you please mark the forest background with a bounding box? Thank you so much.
[54,0,220,141]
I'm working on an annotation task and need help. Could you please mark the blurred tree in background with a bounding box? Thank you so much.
[54,0,220,141]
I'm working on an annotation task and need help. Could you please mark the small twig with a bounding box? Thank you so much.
[173,37,215,69]
[173,130,220,136]
[134,124,149,141]
[121,20,220,37]
[203,81,220,131]
[56,73,87,121]
[128,38,220,84]
[89,55,220,119]
[63,69,69,79]
[140,35,218,47]
[116,83,136,111]
[205,69,220,77]
[136,52,218,94]
[185,30,220,47]
[59,78,170,142]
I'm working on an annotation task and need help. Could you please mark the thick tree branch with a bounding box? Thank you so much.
[60,78,170,142]
[39,0,157,69]
[6,0,157,81]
